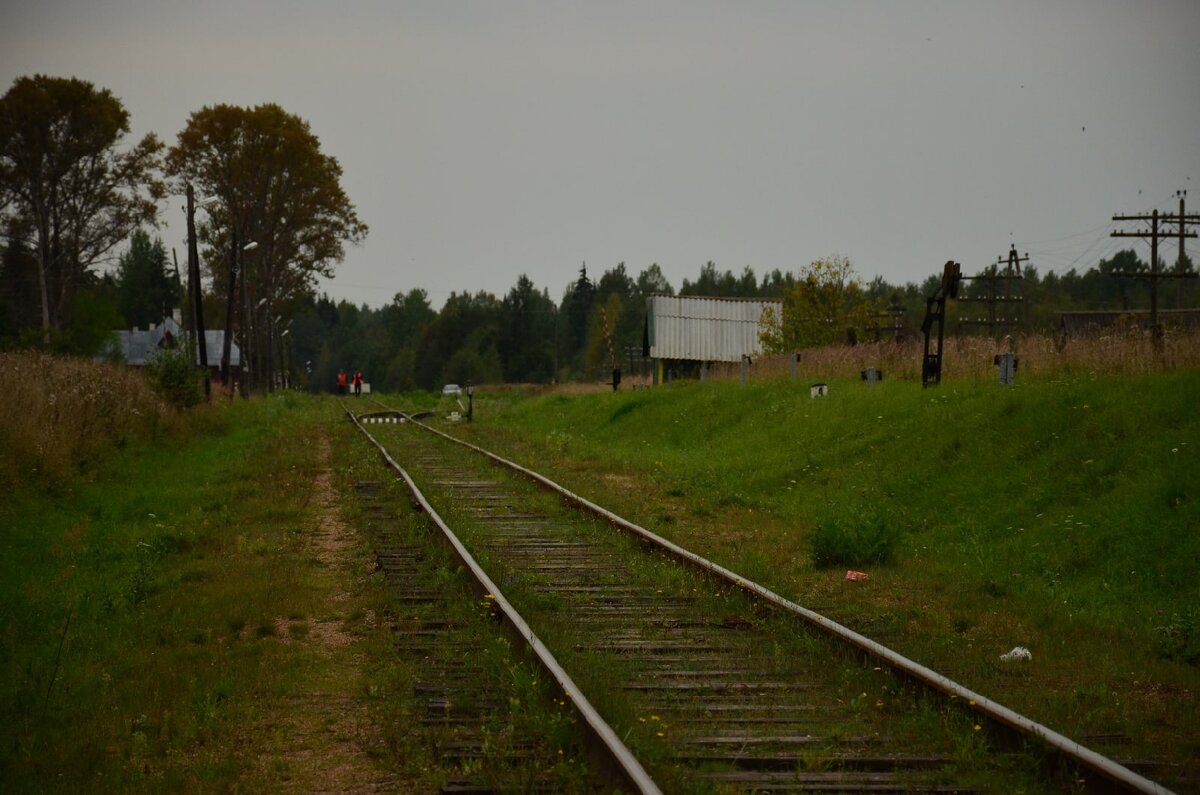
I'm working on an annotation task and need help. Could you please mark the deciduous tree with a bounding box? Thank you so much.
[0,75,164,335]
[167,103,367,385]
[759,256,883,351]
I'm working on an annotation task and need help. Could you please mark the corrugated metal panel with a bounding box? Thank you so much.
[646,295,781,363]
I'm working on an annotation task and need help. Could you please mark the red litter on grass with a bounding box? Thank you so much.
[845,570,869,582]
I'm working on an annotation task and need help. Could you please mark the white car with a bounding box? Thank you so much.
[442,383,462,396]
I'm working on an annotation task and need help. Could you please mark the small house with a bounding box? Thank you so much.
[643,295,781,383]
[103,315,241,381]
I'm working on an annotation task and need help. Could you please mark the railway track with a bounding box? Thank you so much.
[346,400,1176,794]
[351,478,607,792]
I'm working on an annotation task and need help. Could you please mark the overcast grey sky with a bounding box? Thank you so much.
[3,1,1198,308]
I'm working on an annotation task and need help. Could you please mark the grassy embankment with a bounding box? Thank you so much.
[0,357,600,791]
[0,388,394,791]
[448,371,1200,782]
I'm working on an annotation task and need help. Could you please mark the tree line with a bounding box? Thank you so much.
[288,247,1197,393]
[2,74,1195,393]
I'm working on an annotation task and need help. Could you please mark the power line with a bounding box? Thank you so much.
[1012,194,1177,252]
[1014,221,1121,247]
[1017,235,1128,274]
[1056,223,1120,271]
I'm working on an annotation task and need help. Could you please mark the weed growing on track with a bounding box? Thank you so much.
[337,426,603,791]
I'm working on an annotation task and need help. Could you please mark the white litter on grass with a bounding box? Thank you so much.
[1000,646,1032,662]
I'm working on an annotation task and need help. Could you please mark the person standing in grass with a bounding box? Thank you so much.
[353,370,363,397]
[337,369,348,395]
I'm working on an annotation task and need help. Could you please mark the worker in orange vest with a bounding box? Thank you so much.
[353,370,363,397]
[337,369,348,395]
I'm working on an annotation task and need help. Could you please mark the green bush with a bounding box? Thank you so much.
[146,346,201,408]
[1155,607,1200,666]
[809,507,899,569]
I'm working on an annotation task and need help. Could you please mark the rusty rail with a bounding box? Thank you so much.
[342,404,662,794]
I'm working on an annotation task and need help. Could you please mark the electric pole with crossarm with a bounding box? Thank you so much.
[957,245,1028,339]
[1111,190,1199,341]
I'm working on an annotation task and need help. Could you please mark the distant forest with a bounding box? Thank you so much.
[291,251,1200,391]
[2,237,1198,392]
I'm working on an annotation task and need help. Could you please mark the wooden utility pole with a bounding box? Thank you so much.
[1111,191,1199,337]
[958,246,1027,338]
[1180,190,1190,265]
[867,299,907,343]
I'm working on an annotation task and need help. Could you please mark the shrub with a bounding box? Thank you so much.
[1155,608,1200,666]
[146,346,201,408]
[809,507,899,568]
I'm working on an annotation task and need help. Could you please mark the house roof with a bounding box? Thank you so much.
[644,295,781,363]
[106,317,241,366]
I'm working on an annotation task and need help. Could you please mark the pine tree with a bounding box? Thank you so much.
[116,229,179,328]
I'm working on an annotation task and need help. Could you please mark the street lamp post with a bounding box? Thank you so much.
[271,314,284,390]
[264,257,276,392]
[242,253,255,396]
[253,297,268,391]
[279,324,291,389]
[220,230,238,393]
[221,236,257,397]
[242,243,260,396]
[184,185,219,399]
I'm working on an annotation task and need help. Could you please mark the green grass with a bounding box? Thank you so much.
[7,375,1196,789]
[433,372,1200,782]
[0,394,396,791]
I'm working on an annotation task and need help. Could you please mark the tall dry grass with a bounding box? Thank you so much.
[0,353,177,489]
[708,329,1200,384]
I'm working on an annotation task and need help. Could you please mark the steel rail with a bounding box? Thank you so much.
[341,404,662,795]
[379,400,1174,795]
